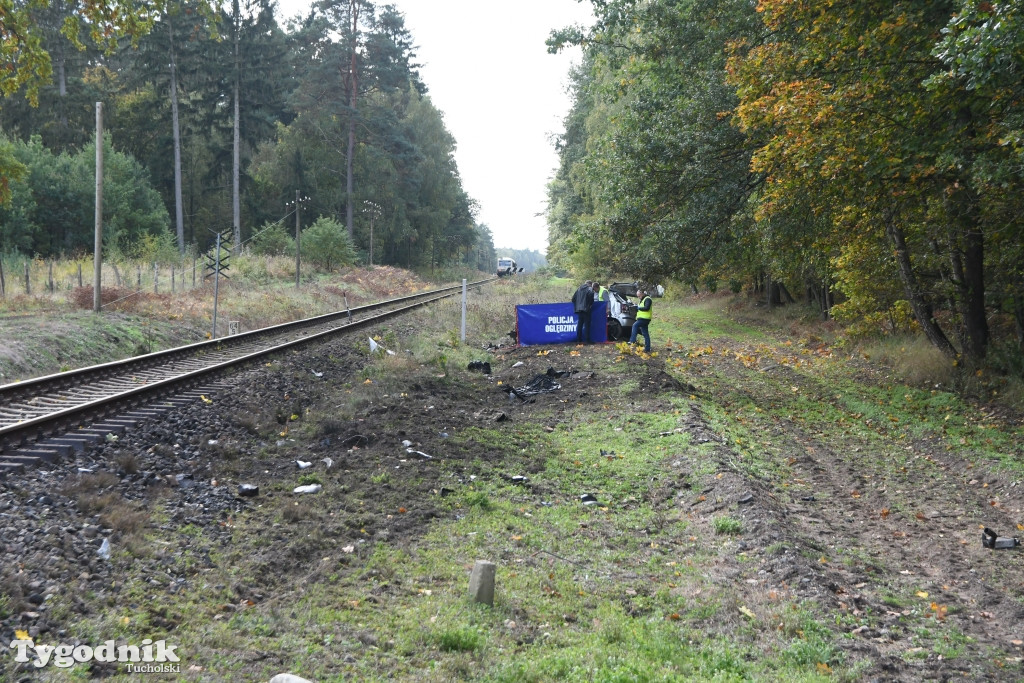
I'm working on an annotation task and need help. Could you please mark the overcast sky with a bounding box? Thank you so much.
[277,0,594,255]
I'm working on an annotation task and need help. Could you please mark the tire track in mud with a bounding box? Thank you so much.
[670,341,1024,681]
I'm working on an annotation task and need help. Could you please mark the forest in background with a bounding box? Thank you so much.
[546,0,1024,370]
[0,0,496,274]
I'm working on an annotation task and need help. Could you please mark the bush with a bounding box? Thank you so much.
[301,216,355,270]
[250,222,295,257]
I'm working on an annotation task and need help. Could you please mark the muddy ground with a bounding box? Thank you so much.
[2,302,1023,681]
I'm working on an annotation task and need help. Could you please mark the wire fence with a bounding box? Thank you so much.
[0,210,297,305]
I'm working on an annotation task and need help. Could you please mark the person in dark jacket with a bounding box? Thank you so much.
[572,280,595,343]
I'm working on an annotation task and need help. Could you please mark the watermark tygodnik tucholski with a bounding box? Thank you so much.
[9,635,181,673]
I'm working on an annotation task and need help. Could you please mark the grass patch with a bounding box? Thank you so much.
[713,515,742,535]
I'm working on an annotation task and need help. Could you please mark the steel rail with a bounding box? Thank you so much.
[0,279,491,452]
[1,279,489,402]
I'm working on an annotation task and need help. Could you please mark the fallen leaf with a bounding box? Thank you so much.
[739,606,756,619]
[916,591,929,599]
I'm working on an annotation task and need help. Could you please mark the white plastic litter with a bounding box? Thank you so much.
[401,440,413,448]
[293,484,322,494]
[98,538,111,560]
[368,337,396,356]
[322,457,334,470]
[296,460,312,469]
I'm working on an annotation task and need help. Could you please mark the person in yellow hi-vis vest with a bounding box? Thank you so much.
[629,288,653,353]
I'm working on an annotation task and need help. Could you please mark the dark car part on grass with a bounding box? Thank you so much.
[507,374,561,401]
[580,493,599,506]
[238,484,259,497]
[468,360,492,374]
[982,527,1020,550]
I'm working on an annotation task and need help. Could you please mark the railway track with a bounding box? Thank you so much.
[0,279,492,474]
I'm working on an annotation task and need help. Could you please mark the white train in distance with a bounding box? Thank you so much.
[496,257,524,277]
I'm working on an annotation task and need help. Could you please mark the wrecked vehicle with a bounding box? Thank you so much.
[605,290,637,341]
[602,282,663,340]
[609,282,665,298]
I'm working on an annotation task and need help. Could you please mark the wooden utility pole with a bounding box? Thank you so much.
[295,190,301,288]
[93,102,103,313]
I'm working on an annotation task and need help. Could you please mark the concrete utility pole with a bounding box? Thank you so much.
[211,231,222,339]
[363,200,380,267]
[460,279,467,342]
[93,102,103,313]
[288,192,308,288]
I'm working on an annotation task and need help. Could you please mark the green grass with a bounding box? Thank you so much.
[17,277,1023,682]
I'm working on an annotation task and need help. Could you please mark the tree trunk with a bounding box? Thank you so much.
[960,228,988,360]
[884,213,957,357]
[778,282,796,304]
[232,0,242,255]
[345,0,359,241]
[1013,293,1024,352]
[168,19,186,255]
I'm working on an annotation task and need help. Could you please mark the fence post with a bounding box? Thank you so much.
[25,262,30,294]
[48,261,54,292]
[136,265,141,288]
[154,263,159,293]
[77,262,83,288]
[0,258,5,298]
[171,265,176,293]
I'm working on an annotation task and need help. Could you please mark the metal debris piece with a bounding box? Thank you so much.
[507,374,561,401]
[238,484,259,497]
[982,527,1020,550]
